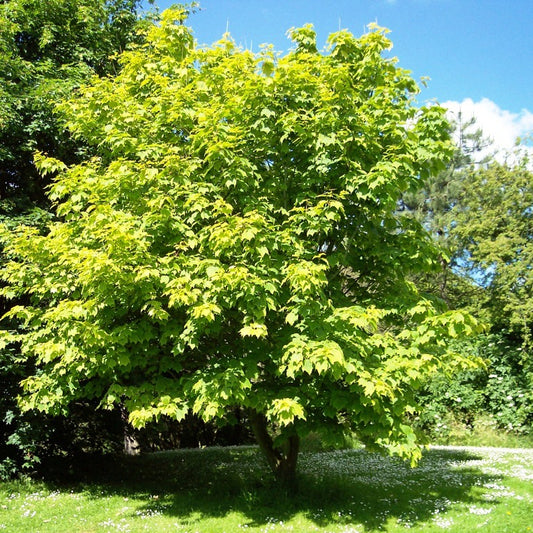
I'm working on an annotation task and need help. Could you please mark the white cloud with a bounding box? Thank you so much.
[442,98,533,163]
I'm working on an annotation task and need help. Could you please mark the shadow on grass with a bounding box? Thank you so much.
[39,446,500,531]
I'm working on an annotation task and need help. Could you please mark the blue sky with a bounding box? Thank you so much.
[151,0,533,154]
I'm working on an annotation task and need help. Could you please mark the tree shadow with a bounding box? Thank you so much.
[39,446,501,531]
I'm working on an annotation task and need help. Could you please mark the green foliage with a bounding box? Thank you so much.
[400,117,492,307]
[449,158,533,344]
[0,402,127,481]
[0,0,150,211]
[0,7,481,475]
[0,344,40,480]
[415,334,533,441]
[406,129,532,349]
[0,0,153,477]
[402,114,491,234]
[403,117,532,441]
[441,157,532,434]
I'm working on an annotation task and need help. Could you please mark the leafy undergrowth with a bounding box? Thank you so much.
[419,413,533,450]
[1,445,532,532]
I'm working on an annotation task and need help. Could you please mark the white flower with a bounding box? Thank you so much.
[433,516,454,528]
[468,506,492,515]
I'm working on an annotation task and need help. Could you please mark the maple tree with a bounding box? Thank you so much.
[0,7,480,484]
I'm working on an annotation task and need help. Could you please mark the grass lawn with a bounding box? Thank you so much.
[1,445,532,532]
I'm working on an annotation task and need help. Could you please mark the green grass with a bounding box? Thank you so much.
[1,445,532,532]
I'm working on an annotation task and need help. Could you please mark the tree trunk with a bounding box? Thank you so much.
[248,411,299,489]
[120,404,140,456]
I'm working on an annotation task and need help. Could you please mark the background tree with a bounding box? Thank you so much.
[449,156,532,345]
[402,113,489,233]
[404,116,533,438]
[0,8,480,485]
[401,114,491,308]
[447,156,533,430]
[0,0,151,214]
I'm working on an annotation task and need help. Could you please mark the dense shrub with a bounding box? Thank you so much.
[415,333,533,441]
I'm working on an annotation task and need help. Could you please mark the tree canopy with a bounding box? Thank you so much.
[449,158,533,343]
[0,7,480,483]
[0,0,149,213]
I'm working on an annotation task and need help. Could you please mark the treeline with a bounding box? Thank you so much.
[0,0,531,479]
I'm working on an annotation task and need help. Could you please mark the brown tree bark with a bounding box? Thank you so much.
[248,410,299,489]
